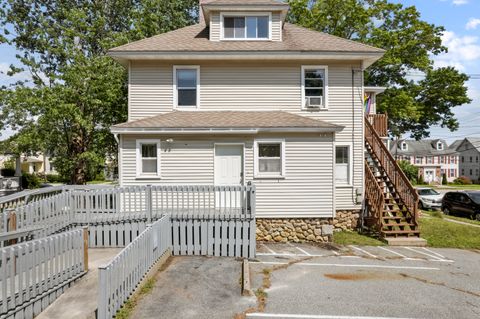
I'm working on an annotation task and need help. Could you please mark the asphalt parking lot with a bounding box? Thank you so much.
[248,243,480,319]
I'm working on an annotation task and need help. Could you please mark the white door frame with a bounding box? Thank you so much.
[214,143,245,186]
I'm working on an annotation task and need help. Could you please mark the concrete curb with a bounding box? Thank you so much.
[242,259,253,296]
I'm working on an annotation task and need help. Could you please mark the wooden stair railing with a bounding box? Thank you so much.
[364,118,419,227]
[367,114,388,137]
[364,162,385,232]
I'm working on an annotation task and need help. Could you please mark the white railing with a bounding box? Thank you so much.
[0,228,87,317]
[97,216,171,319]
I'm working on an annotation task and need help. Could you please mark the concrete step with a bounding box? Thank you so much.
[384,237,428,247]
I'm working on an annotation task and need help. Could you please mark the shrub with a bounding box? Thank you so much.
[418,174,425,185]
[453,176,472,185]
[442,173,448,185]
[46,174,68,183]
[397,160,419,183]
[22,173,41,189]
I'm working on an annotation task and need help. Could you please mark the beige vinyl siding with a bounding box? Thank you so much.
[210,13,221,41]
[127,61,364,210]
[271,12,282,41]
[120,134,335,218]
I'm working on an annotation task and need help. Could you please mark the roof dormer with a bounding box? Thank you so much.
[200,0,289,42]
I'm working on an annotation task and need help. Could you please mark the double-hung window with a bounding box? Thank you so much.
[136,139,161,178]
[335,146,350,185]
[223,15,269,39]
[254,140,285,178]
[174,66,199,109]
[301,66,328,109]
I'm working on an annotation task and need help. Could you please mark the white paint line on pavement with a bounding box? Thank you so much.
[262,244,276,255]
[250,261,440,271]
[422,247,447,259]
[340,255,361,259]
[247,314,420,319]
[331,250,340,256]
[378,246,408,258]
[295,246,313,256]
[349,245,378,258]
[257,253,324,257]
[403,247,452,262]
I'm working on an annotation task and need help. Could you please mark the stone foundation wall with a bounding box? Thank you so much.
[256,210,360,243]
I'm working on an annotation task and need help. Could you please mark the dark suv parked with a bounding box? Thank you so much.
[442,191,480,220]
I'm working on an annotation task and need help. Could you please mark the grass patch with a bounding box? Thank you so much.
[333,231,385,246]
[432,184,480,190]
[419,217,480,249]
[423,210,480,226]
[115,277,156,319]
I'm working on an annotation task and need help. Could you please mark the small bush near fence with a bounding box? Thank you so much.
[397,160,419,184]
[22,172,42,189]
[453,176,472,185]
[46,173,68,183]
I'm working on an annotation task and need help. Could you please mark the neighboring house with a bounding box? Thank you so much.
[108,0,417,241]
[0,153,57,176]
[450,138,480,183]
[390,139,459,183]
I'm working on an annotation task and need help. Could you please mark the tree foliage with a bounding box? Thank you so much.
[288,0,471,138]
[397,160,419,184]
[0,0,198,184]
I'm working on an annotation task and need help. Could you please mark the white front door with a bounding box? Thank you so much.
[424,169,435,183]
[214,145,243,207]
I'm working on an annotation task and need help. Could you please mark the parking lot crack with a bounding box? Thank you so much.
[400,273,480,298]
[234,256,313,319]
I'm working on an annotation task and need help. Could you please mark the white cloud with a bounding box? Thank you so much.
[434,31,480,71]
[466,18,480,30]
[453,0,468,5]
[0,62,31,84]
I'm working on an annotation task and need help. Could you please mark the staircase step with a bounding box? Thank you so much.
[381,230,420,235]
[383,222,417,227]
[384,237,427,247]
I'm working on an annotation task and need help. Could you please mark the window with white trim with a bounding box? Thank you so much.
[400,142,408,151]
[174,66,199,108]
[437,142,444,150]
[302,66,327,109]
[254,140,285,178]
[415,156,423,164]
[136,139,161,178]
[223,16,269,39]
[335,146,350,185]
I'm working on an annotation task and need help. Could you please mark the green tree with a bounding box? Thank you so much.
[0,0,198,184]
[287,0,471,139]
[442,173,448,185]
[397,160,419,184]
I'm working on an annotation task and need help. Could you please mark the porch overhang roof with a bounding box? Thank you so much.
[110,111,344,135]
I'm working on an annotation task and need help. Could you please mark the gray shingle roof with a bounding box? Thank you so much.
[390,139,457,156]
[111,111,343,132]
[108,23,384,54]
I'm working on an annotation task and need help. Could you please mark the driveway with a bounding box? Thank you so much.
[130,256,257,319]
[248,243,480,319]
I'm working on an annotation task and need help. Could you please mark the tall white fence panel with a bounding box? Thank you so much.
[97,216,171,319]
[0,228,87,319]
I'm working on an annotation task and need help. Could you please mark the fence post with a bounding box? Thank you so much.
[7,209,17,246]
[82,226,89,272]
[98,266,107,319]
[250,185,256,218]
[146,185,152,223]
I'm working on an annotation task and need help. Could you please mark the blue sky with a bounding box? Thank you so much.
[1,0,479,143]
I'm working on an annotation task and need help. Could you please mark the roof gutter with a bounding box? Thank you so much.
[110,126,344,135]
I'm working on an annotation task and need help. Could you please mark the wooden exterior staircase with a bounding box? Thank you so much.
[364,115,422,241]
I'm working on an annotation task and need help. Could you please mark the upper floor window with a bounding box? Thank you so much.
[415,157,423,164]
[301,66,328,110]
[223,15,269,40]
[400,142,408,151]
[437,142,444,150]
[173,66,200,109]
[426,156,433,164]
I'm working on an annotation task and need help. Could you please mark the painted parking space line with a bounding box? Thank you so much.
[247,313,420,319]
[262,244,277,255]
[250,261,440,271]
[349,245,378,258]
[257,252,324,257]
[422,247,447,259]
[377,246,422,261]
[403,247,454,262]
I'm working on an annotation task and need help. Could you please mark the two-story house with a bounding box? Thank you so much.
[108,0,421,243]
[390,139,459,183]
[450,138,480,183]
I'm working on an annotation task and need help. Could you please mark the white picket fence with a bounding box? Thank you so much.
[0,228,87,319]
[97,216,171,319]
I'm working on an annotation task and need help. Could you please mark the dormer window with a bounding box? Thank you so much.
[222,14,270,40]
[401,142,408,151]
[437,142,444,150]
